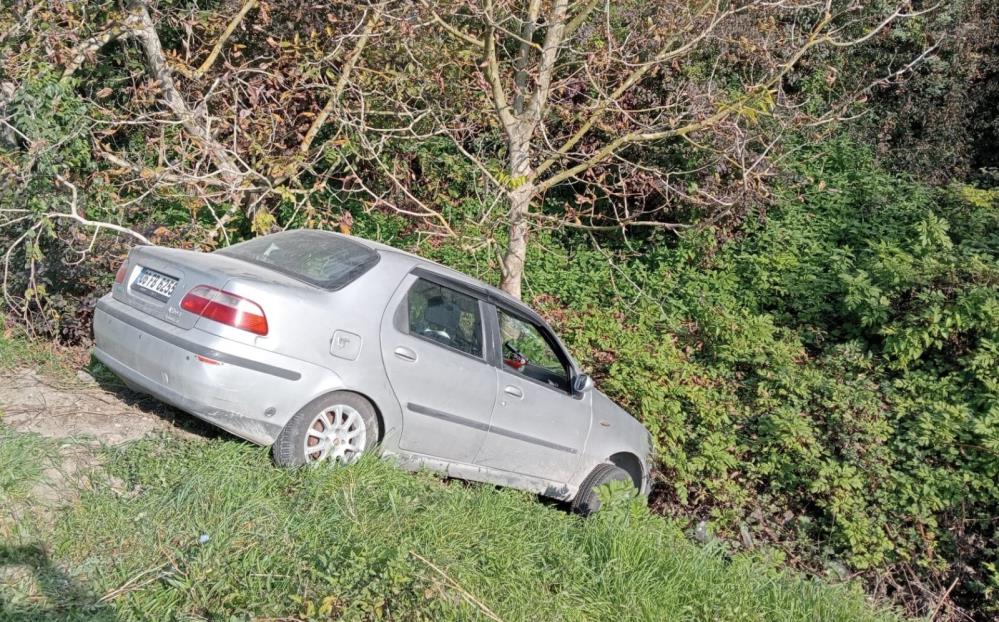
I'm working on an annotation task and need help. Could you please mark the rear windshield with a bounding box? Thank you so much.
[217,230,379,290]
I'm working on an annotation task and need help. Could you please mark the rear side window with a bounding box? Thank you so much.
[407,279,483,358]
[217,230,379,290]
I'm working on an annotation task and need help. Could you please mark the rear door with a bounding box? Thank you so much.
[474,307,590,484]
[379,273,497,464]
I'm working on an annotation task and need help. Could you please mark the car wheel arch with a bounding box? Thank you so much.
[607,451,644,490]
[297,388,387,444]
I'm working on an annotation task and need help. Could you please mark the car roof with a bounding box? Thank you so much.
[379,252,537,314]
[327,232,549,326]
[302,230,580,370]
[254,229,555,333]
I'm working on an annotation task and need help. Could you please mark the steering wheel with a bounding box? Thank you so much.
[422,327,451,343]
[503,341,528,369]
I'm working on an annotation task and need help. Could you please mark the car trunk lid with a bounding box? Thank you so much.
[113,245,307,330]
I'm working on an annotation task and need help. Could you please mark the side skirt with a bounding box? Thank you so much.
[381,449,576,501]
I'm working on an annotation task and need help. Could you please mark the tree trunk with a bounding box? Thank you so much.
[500,184,532,299]
[130,2,243,189]
[500,138,533,299]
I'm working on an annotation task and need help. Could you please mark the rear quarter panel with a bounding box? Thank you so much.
[212,253,416,446]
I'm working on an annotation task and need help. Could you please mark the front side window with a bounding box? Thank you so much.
[497,309,569,391]
[407,279,483,358]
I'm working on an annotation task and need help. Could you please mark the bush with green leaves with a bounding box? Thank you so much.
[2,111,994,616]
[503,138,997,618]
[340,137,996,616]
[0,67,128,342]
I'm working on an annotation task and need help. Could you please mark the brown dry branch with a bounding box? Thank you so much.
[169,0,259,80]
[374,0,940,298]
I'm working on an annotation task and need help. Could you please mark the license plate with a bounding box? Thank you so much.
[132,268,178,301]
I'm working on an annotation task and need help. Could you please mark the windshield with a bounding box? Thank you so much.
[216,230,379,290]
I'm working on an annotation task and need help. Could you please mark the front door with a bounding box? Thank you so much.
[474,307,590,483]
[380,274,496,464]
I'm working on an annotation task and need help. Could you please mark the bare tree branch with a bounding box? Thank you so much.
[296,5,384,162]
[52,175,151,245]
[171,0,258,79]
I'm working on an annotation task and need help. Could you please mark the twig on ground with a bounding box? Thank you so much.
[410,551,504,622]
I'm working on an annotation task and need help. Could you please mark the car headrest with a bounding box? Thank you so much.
[424,296,457,330]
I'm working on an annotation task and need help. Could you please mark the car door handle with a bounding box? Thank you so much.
[394,346,418,362]
[503,385,524,399]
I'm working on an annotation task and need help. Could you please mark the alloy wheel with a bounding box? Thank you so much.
[304,404,367,464]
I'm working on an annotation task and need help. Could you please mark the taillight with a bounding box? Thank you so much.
[180,285,269,335]
[115,262,127,284]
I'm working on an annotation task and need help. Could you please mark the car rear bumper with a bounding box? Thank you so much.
[93,294,330,445]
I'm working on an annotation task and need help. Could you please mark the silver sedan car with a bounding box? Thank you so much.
[93,230,652,513]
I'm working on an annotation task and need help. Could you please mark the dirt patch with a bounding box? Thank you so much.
[0,368,210,444]
[1,366,223,516]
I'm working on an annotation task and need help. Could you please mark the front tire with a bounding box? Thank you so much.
[571,463,633,516]
[273,392,380,467]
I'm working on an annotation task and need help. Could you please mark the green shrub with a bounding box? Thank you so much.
[519,138,997,617]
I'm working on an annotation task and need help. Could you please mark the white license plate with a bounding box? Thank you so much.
[132,268,178,300]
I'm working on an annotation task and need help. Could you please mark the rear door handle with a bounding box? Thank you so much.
[394,346,418,362]
[503,385,524,399]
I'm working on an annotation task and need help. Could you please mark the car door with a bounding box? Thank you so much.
[380,273,497,464]
[473,306,591,484]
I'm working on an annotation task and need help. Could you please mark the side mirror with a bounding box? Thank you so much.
[572,373,594,394]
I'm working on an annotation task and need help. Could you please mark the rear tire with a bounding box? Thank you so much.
[273,392,380,467]
[571,463,633,516]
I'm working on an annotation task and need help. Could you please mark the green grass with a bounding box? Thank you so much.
[0,428,90,621]
[0,429,49,505]
[0,327,126,392]
[0,329,73,378]
[0,429,901,622]
[0,428,54,541]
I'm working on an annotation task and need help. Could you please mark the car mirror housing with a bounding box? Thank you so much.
[572,373,594,394]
